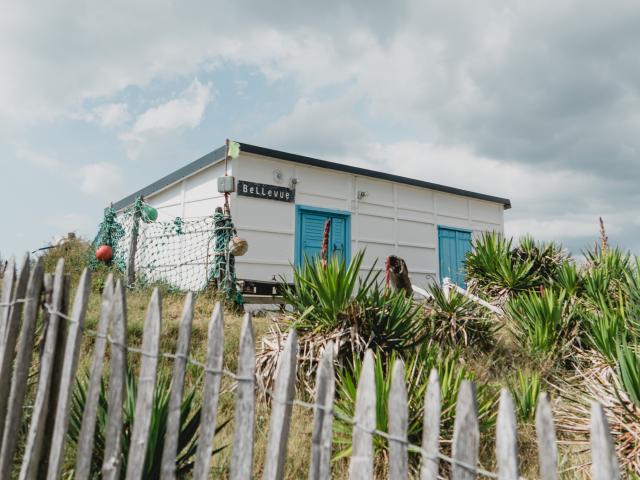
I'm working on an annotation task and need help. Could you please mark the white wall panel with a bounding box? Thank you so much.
[469,199,503,224]
[397,185,434,212]
[183,198,224,218]
[295,165,349,198]
[435,193,468,219]
[294,193,349,211]
[357,214,395,243]
[356,177,394,206]
[396,219,435,246]
[184,162,225,201]
[147,184,183,208]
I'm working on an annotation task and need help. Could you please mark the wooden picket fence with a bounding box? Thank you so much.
[0,255,623,479]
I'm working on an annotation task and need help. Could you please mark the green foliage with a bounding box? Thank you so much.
[582,305,626,364]
[282,250,375,332]
[68,368,227,479]
[616,342,640,409]
[427,284,497,348]
[333,347,497,462]
[508,370,541,423]
[552,261,582,297]
[464,232,539,296]
[353,284,426,352]
[512,235,568,282]
[505,289,572,359]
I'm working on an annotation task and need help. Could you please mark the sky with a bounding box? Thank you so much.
[2,0,640,259]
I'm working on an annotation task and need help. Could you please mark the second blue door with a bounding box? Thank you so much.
[296,206,350,266]
[438,227,472,287]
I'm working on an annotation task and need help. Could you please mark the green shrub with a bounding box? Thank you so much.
[281,250,375,332]
[505,289,572,359]
[616,342,640,409]
[353,284,426,353]
[68,368,227,478]
[552,261,582,297]
[427,284,497,348]
[582,306,625,364]
[508,370,541,423]
[333,347,497,463]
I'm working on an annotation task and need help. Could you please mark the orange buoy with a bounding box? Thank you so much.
[96,245,113,262]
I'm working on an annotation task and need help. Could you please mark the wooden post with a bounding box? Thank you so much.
[535,393,558,480]
[230,313,256,480]
[388,359,408,480]
[19,260,66,480]
[160,293,194,480]
[308,342,335,480]
[193,302,225,480]
[0,257,43,479]
[46,268,91,480]
[591,402,620,480]
[348,350,376,480]
[126,196,143,286]
[125,288,162,480]
[420,369,440,480]
[496,389,518,480]
[263,330,298,480]
[102,281,128,480]
[451,381,479,480]
[74,274,114,480]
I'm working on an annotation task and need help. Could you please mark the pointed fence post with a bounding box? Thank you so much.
[535,392,558,480]
[19,260,66,480]
[102,281,128,480]
[161,293,194,480]
[0,257,16,350]
[389,359,408,480]
[193,302,224,480]
[0,257,43,479]
[45,268,91,480]
[496,389,518,480]
[74,274,114,480]
[308,341,335,480]
[451,380,479,480]
[125,288,162,480]
[263,330,298,480]
[0,254,30,448]
[349,350,376,480]
[230,313,256,480]
[421,369,440,480]
[591,402,620,480]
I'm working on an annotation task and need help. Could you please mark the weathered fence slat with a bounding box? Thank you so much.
[591,402,620,480]
[0,257,43,479]
[0,254,30,448]
[74,273,114,480]
[125,288,162,480]
[496,389,518,480]
[535,392,558,480]
[451,380,479,480]
[192,302,224,480]
[420,369,441,480]
[263,329,298,480]
[0,257,16,350]
[348,349,376,480]
[230,312,256,480]
[389,359,408,480]
[308,341,335,480]
[160,292,194,480]
[102,280,128,480]
[46,267,91,480]
[19,260,66,480]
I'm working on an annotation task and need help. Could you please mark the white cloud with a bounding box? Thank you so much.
[90,103,130,127]
[79,162,124,197]
[15,145,63,169]
[121,79,213,158]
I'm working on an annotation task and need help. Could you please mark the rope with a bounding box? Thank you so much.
[6,297,503,479]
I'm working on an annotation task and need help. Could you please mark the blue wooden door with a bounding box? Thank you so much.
[438,227,472,287]
[297,207,350,266]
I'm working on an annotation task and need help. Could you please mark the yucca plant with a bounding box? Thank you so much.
[508,370,541,423]
[616,342,640,409]
[505,289,572,360]
[68,368,227,478]
[582,302,626,364]
[552,261,582,297]
[281,250,376,332]
[512,235,568,283]
[354,284,426,352]
[427,284,497,348]
[333,347,497,465]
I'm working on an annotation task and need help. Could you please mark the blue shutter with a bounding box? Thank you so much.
[301,214,326,264]
[330,217,345,262]
[439,227,472,287]
[296,207,351,267]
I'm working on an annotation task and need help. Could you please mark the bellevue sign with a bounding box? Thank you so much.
[237,180,295,203]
